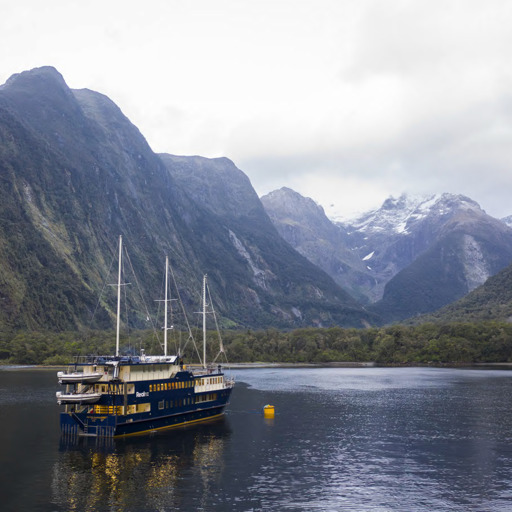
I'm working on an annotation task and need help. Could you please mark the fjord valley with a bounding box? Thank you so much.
[0,66,371,335]
[2,66,512,367]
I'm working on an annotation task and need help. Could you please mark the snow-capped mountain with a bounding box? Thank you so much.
[344,193,485,235]
[262,189,512,323]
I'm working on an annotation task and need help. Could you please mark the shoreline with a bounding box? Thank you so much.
[2,361,512,370]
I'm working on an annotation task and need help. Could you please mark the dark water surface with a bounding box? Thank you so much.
[1,366,512,511]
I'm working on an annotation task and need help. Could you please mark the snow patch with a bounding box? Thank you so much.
[462,235,490,291]
[228,230,267,290]
[362,251,375,261]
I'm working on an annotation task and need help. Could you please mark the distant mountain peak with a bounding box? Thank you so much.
[261,187,326,219]
[345,193,483,235]
[2,66,71,101]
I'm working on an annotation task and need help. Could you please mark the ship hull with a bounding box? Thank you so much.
[60,389,232,438]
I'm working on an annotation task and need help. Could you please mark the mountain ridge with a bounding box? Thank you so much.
[0,66,374,332]
[262,188,512,323]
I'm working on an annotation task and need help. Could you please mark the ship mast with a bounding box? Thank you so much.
[202,274,207,369]
[164,256,169,357]
[116,235,122,357]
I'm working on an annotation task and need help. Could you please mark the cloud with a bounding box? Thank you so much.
[231,0,512,218]
[1,0,512,218]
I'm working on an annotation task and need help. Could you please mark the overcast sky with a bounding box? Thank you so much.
[1,0,512,219]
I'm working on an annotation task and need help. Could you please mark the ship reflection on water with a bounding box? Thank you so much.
[53,419,231,511]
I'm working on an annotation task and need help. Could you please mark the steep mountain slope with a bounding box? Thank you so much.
[0,66,190,330]
[0,66,372,331]
[261,187,373,302]
[410,262,512,324]
[159,156,372,328]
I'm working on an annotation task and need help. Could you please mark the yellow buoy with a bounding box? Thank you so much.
[263,404,275,418]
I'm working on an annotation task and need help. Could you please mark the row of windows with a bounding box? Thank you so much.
[95,384,123,394]
[131,364,169,373]
[92,403,151,415]
[196,393,218,403]
[157,393,218,410]
[94,384,136,394]
[158,398,193,410]
[149,381,193,392]
[94,378,223,395]
[93,405,123,415]
[197,377,223,386]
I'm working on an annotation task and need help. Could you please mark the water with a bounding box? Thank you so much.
[1,366,512,511]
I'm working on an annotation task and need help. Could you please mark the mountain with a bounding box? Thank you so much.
[0,66,372,332]
[410,262,512,324]
[0,66,188,331]
[262,189,512,323]
[366,194,512,321]
[157,156,372,328]
[261,187,373,303]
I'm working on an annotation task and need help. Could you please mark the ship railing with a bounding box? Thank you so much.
[71,355,142,365]
[188,364,226,375]
[70,354,178,365]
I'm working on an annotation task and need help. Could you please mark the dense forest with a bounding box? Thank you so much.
[2,321,512,366]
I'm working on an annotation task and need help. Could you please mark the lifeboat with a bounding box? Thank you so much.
[56,391,102,405]
[57,371,102,385]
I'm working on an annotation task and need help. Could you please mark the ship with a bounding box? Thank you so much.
[57,236,235,438]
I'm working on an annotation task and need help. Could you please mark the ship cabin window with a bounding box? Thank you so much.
[127,384,135,394]
[136,403,150,413]
[195,393,218,403]
[158,400,164,410]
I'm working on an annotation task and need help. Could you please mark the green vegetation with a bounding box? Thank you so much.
[2,321,512,366]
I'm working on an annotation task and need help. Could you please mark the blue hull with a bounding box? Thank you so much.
[60,398,231,438]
